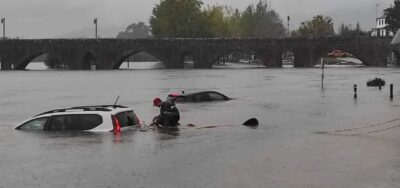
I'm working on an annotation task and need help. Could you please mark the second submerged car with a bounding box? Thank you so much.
[166,91,231,103]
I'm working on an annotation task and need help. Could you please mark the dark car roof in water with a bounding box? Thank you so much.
[169,91,227,97]
[167,91,231,103]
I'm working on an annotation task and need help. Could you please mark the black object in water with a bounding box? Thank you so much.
[243,118,259,127]
[367,78,385,87]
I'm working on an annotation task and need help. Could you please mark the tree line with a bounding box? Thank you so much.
[117,0,400,39]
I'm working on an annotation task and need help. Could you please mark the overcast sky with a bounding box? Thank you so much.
[0,0,393,38]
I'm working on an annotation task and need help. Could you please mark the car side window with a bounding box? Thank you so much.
[208,93,226,100]
[80,114,103,130]
[49,114,102,131]
[17,117,48,130]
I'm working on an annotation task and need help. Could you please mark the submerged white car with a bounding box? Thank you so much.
[15,105,140,133]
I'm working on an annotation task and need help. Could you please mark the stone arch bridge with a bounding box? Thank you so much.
[0,37,395,70]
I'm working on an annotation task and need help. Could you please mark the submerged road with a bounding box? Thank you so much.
[0,65,399,187]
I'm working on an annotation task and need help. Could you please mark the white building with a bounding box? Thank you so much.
[371,16,394,37]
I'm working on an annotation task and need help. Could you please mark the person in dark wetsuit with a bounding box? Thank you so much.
[152,97,180,127]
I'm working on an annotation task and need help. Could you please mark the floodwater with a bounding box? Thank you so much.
[1,63,400,188]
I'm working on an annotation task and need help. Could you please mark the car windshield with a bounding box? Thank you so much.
[208,92,226,100]
[17,117,49,130]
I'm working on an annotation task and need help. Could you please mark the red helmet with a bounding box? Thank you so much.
[153,97,162,106]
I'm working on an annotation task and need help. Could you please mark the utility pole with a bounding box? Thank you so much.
[287,15,290,37]
[93,18,98,39]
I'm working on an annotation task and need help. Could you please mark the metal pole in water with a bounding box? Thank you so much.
[354,84,357,98]
[390,84,393,99]
[321,58,325,89]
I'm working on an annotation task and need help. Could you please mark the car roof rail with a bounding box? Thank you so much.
[71,107,112,112]
[33,106,124,117]
[35,109,68,116]
[71,105,129,109]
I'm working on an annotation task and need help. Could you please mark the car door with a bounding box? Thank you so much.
[192,93,211,102]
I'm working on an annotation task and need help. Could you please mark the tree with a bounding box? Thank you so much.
[204,5,230,37]
[239,1,286,38]
[225,8,242,38]
[149,0,211,38]
[296,15,334,37]
[149,0,285,38]
[116,22,151,39]
[384,0,400,32]
[338,22,368,37]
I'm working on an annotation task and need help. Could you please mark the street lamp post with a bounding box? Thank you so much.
[1,18,5,40]
[93,18,98,39]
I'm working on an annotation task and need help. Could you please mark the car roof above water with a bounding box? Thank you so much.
[167,90,231,102]
[34,105,132,117]
[169,91,227,97]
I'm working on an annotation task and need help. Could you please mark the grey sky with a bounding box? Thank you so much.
[0,0,393,38]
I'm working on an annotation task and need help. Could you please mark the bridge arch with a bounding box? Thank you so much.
[313,48,366,67]
[82,52,96,70]
[211,48,264,68]
[113,50,164,69]
[387,50,399,66]
[181,51,195,69]
[281,50,295,67]
[16,52,47,70]
[0,53,3,70]
[394,51,399,66]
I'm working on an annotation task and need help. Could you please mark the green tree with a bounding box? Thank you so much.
[296,15,334,37]
[116,22,151,39]
[225,8,242,38]
[239,1,286,38]
[204,5,230,37]
[150,0,211,38]
[384,0,400,32]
